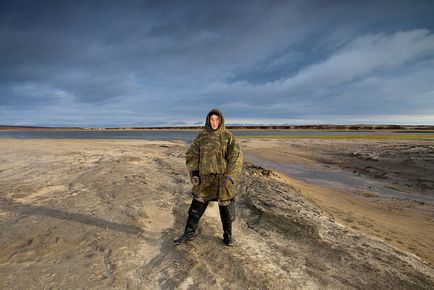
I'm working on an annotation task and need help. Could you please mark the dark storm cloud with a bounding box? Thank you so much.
[1,0,434,126]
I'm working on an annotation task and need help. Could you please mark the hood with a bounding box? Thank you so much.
[205,108,225,132]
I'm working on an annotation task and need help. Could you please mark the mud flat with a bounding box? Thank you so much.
[242,138,434,266]
[0,138,433,289]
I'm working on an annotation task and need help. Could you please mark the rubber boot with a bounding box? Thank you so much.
[174,198,208,245]
[219,202,236,246]
[222,223,233,246]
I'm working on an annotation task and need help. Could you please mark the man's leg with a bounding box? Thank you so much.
[219,200,236,246]
[174,198,208,245]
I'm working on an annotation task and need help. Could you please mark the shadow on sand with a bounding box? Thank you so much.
[0,197,156,242]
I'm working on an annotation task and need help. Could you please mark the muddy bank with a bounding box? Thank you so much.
[0,139,433,289]
[241,138,434,195]
[242,138,434,266]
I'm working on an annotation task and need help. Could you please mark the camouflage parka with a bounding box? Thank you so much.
[186,108,243,202]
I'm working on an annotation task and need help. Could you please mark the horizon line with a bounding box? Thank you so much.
[2,124,434,130]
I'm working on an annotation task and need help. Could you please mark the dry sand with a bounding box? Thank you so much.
[0,138,433,289]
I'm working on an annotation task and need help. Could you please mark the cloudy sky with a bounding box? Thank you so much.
[1,0,434,127]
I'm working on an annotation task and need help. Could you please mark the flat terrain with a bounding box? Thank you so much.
[242,138,434,266]
[0,138,433,289]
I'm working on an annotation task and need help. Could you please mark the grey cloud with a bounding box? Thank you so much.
[1,1,434,126]
[279,29,434,93]
[191,29,434,117]
[0,82,72,107]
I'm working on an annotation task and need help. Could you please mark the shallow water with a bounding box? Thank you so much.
[244,152,434,203]
[1,129,433,141]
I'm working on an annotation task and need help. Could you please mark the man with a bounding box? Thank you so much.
[174,108,243,246]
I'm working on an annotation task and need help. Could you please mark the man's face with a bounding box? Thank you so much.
[209,114,220,130]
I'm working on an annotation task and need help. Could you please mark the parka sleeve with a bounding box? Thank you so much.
[226,134,243,181]
[186,136,200,172]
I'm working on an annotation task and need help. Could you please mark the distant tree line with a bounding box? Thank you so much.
[2,124,434,131]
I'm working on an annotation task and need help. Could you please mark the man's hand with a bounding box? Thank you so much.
[225,175,234,186]
[190,170,200,186]
[191,176,200,186]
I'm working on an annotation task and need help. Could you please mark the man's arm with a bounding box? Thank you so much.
[186,136,200,172]
[226,134,243,182]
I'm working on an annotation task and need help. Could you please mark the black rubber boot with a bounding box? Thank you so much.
[174,198,208,245]
[219,202,236,247]
[222,223,233,246]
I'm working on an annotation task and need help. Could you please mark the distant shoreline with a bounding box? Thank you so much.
[2,124,434,131]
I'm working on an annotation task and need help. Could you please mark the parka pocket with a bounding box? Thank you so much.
[220,177,235,201]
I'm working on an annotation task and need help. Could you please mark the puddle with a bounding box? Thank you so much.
[244,152,434,203]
